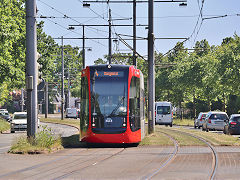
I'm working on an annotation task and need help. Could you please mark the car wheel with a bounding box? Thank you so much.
[202,126,205,131]
[170,124,172,127]
[11,131,15,133]
[198,126,200,129]
[206,128,209,132]
[194,124,197,129]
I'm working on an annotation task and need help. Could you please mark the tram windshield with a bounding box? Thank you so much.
[90,69,128,133]
[94,82,127,115]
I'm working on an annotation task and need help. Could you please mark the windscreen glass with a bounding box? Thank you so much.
[232,116,240,123]
[14,114,27,119]
[157,106,170,115]
[90,68,128,133]
[210,114,228,120]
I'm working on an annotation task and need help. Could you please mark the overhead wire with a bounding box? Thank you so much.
[191,0,205,45]
[37,0,109,35]
[37,0,109,48]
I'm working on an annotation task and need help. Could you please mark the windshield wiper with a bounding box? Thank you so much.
[109,96,125,117]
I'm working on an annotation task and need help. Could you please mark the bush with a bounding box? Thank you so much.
[35,125,57,148]
[9,125,62,154]
[0,118,10,133]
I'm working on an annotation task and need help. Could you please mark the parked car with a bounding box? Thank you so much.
[10,112,40,133]
[66,108,78,119]
[11,112,27,133]
[202,111,229,132]
[0,111,11,122]
[194,112,207,129]
[223,114,240,135]
[0,109,7,112]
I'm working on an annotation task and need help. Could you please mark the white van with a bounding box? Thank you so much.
[155,102,173,127]
[66,108,78,118]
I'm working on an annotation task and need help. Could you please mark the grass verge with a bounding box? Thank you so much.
[0,118,10,133]
[9,125,63,154]
[173,118,194,126]
[171,127,240,146]
[140,131,174,146]
[40,118,80,130]
[141,126,240,146]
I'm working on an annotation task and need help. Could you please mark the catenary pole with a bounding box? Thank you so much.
[45,82,48,118]
[108,9,112,64]
[133,0,137,66]
[21,88,24,112]
[148,0,155,134]
[26,0,37,138]
[82,25,85,69]
[67,67,70,108]
[61,36,65,120]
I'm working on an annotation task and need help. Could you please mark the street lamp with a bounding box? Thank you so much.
[68,26,75,30]
[179,2,187,7]
[83,3,90,7]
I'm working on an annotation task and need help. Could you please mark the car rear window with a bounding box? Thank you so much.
[14,114,27,119]
[210,114,228,120]
[157,106,170,115]
[232,116,240,122]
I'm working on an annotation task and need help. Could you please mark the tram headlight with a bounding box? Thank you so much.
[92,117,96,127]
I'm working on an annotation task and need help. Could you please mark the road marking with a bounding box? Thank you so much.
[0,146,11,150]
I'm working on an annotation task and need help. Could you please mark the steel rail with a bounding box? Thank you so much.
[0,149,88,179]
[143,131,179,179]
[159,128,218,180]
[54,148,125,180]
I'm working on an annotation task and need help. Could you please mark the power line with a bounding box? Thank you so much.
[37,0,109,35]
[37,14,238,19]
[77,0,107,21]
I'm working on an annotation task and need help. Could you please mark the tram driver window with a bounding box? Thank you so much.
[80,77,89,130]
[129,76,140,132]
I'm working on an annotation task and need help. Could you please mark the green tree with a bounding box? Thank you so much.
[0,0,25,105]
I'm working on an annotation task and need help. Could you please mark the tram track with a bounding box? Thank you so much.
[0,148,88,179]
[54,147,125,180]
[0,147,126,179]
[150,128,218,180]
[142,131,179,180]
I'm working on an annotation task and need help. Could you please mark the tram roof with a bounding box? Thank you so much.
[87,64,133,69]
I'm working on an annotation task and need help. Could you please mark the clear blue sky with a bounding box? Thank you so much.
[37,0,240,66]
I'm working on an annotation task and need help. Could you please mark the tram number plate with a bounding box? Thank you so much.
[105,118,113,123]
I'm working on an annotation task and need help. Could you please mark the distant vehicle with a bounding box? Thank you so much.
[0,109,7,112]
[66,108,78,118]
[11,112,27,133]
[0,111,11,122]
[202,111,229,132]
[155,101,173,127]
[223,114,240,135]
[11,112,39,133]
[194,112,207,129]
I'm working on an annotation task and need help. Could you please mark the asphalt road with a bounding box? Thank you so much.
[1,124,240,179]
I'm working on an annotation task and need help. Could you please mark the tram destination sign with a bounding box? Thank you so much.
[95,71,124,77]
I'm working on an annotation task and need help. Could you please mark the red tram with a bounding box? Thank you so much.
[80,64,145,144]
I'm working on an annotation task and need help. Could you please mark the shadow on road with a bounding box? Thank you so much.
[61,134,139,149]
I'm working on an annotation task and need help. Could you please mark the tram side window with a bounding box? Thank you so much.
[129,76,140,132]
[80,77,89,131]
